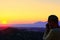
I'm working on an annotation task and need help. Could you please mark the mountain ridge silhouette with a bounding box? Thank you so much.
[11,21,47,28]
[11,21,60,27]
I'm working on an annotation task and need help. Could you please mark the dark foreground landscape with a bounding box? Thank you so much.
[0,27,45,40]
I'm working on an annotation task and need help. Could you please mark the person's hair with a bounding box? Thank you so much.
[48,15,58,24]
[46,23,50,34]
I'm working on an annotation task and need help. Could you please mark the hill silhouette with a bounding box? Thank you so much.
[0,27,44,40]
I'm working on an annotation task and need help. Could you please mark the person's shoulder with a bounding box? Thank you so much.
[52,28,60,32]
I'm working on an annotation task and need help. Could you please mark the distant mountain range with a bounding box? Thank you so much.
[0,21,60,32]
[11,21,47,28]
[11,21,60,28]
[9,21,60,32]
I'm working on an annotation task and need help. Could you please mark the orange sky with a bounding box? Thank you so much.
[0,0,60,24]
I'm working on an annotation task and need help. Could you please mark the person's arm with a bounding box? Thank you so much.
[44,29,53,40]
[43,31,47,40]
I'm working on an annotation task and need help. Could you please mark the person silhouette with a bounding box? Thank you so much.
[43,15,60,40]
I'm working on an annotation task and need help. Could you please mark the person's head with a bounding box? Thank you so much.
[48,15,59,28]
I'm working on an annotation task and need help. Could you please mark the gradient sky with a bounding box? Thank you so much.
[0,0,60,24]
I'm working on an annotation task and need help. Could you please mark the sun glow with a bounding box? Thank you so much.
[2,20,7,24]
[1,20,8,27]
[0,20,8,30]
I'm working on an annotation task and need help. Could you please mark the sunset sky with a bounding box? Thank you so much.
[0,0,60,24]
